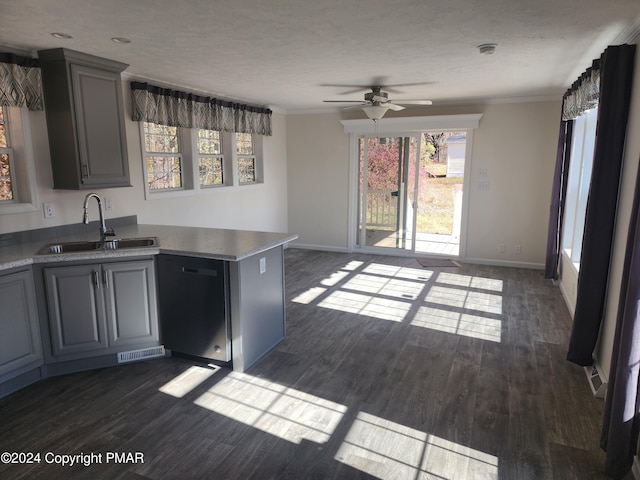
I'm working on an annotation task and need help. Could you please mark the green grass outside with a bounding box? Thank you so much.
[416,162,462,235]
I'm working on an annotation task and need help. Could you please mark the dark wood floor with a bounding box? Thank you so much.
[0,249,618,479]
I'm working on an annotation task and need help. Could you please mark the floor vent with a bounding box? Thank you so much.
[118,346,166,364]
[584,365,607,399]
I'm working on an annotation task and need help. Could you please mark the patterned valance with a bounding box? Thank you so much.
[130,82,272,136]
[0,53,43,111]
[562,60,600,121]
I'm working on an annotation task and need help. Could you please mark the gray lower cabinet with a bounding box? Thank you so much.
[44,260,158,358]
[0,269,43,377]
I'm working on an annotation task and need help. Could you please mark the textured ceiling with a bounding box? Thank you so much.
[1,0,640,113]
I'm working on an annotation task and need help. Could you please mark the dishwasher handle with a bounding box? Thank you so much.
[181,266,218,277]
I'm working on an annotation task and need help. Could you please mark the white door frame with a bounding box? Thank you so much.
[342,114,482,257]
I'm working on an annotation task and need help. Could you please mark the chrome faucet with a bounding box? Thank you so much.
[82,193,115,240]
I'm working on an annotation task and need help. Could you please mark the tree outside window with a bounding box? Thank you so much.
[0,108,15,201]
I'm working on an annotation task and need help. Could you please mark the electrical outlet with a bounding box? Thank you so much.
[499,244,506,253]
[43,202,55,218]
[105,197,112,210]
[259,257,266,274]
[514,245,522,255]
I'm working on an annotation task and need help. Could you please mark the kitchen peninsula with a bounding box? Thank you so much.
[0,220,297,397]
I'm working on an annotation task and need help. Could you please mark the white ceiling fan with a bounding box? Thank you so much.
[323,85,432,120]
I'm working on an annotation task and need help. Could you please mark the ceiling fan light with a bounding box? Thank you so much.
[362,105,389,120]
[478,43,497,55]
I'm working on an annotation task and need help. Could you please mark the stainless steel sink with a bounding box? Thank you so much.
[115,237,157,249]
[39,237,158,255]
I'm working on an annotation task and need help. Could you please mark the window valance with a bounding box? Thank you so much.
[562,60,600,121]
[130,81,272,136]
[0,53,43,111]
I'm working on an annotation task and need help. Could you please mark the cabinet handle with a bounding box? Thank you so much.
[81,163,89,183]
[102,269,108,289]
[93,270,100,289]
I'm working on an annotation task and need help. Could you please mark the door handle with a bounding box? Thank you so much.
[182,267,218,277]
[93,270,100,289]
[102,269,108,289]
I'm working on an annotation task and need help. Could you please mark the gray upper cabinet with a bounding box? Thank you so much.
[38,48,131,189]
[0,269,43,378]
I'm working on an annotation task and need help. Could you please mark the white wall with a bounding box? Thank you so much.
[286,113,350,250]
[286,101,560,265]
[0,87,289,235]
[464,102,559,265]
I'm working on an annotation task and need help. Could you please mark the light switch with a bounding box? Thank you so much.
[259,257,266,274]
[44,202,55,218]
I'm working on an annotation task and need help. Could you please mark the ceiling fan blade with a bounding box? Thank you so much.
[323,100,366,103]
[343,104,366,110]
[390,100,433,105]
[319,84,371,95]
[380,82,435,94]
[384,103,405,111]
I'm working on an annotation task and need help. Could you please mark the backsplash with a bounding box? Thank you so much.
[0,215,137,247]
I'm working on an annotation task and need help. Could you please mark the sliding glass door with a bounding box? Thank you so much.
[357,135,420,252]
[356,132,467,256]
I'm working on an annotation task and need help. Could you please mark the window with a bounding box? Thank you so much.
[139,125,263,197]
[0,106,38,214]
[0,108,15,201]
[143,122,183,191]
[236,133,256,184]
[197,129,224,187]
[562,106,598,270]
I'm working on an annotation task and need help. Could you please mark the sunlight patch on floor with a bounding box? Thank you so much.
[292,286,327,304]
[335,411,498,480]
[318,290,412,322]
[436,272,503,293]
[342,273,425,300]
[321,270,351,286]
[194,371,347,445]
[363,263,433,281]
[426,285,503,315]
[290,262,504,341]
[343,260,365,271]
[158,365,220,398]
[411,306,502,343]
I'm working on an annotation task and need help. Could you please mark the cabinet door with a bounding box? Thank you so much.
[103,260,159,348]
[0,270,43,376]
[71,63,130,188]
[45,265,108,356]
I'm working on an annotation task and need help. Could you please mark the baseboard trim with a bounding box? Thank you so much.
[462,257,545,270]
[558,280,576,318]
[287,243,350,253]
[287,246,545,270]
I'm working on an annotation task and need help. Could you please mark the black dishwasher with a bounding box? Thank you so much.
[157,254,230,362]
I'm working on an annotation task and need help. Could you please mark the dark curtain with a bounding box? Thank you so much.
[566,44,636,366]
[0,52,43,110]
[130,81,272,135]
[544,118,573,279]
[600,153,640,479]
